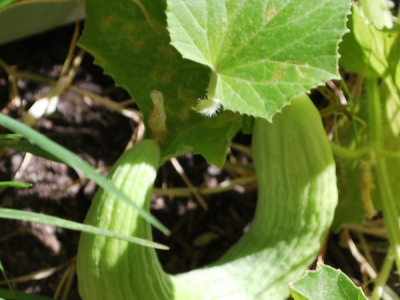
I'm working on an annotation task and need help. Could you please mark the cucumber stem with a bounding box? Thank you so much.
[330,142,400,160]
[365,77,400,271]
[371,248,395,300]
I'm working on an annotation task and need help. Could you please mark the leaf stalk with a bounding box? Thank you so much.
[365,77,400,272]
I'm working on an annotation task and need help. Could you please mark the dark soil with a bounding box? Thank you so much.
[0,23,397,300]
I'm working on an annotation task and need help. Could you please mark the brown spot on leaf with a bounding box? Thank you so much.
[274,65,287,81]
[102,16,113,26]
[264,8,277,23]
[295,62,309,77]
[275,69,282,80]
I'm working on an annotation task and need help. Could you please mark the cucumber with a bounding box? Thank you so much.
[76,94,338,300]
[171,94,337,299]
[76,140,172,300]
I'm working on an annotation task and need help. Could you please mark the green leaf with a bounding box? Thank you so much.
[339,5,399,79]
[79,0,242,166]
[387,26,400,95]
[358,0,393,30]
[166,0,351,120]
[332,159,366,231]
[0,113,168,235]
[0,208,167,250]
[289,264,368,300]
[0,0,17,10]
[0,0,84,45]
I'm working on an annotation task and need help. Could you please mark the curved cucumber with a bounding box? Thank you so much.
[76,95,338,300]
[76,140,173,300]
[171,94,337,299]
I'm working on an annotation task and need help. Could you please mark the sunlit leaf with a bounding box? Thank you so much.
[167,0,351,120]
[359,0,393,30]
[339,5,399,79]
[289,264,368,300]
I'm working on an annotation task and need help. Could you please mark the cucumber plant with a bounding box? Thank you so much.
[8,0,396,298]
[73,0,352,299]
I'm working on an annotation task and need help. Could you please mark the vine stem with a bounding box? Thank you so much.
[371,248,395,300]
[365,78,400,271]
[330,142,400,160]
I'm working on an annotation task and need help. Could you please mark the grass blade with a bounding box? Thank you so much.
[0,208,168,250]
[0,113,169,234]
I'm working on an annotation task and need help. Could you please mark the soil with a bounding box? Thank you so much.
[0,23,397,300]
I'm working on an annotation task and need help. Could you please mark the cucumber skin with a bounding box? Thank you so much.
[76,140,172,300]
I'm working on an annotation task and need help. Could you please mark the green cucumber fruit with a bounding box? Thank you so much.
[76,140,173,300]
[76,94,337,300]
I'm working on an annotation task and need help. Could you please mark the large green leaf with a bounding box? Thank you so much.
[166,0,351,120]
[289,264,368,300]
[79,0,243,167]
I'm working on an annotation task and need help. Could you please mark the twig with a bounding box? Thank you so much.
[70,86,143,123]
[0,60,142,123]
[54,260,76,300]
[60,0,82,76]
[344,221,388,239]
[153,175,256,197]
[230,143,253,158]
[357,231,377,271]
[169,157,208,210]
[0,259,73,285]
[344,229,377,278]
[343,229,397,300]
